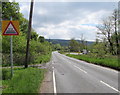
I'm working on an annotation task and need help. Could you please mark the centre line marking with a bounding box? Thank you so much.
[74,65,87,73]
[53,70,57,94]
[100,81,120,93]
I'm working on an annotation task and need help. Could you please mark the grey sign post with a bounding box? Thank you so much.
[10,35,13,77]
[10,17,13,77]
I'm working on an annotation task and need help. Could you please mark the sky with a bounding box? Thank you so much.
[19,2,118,41]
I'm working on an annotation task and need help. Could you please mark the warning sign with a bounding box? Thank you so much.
[2,21,19,36]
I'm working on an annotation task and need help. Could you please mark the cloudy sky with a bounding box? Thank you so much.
[19,2,117,41]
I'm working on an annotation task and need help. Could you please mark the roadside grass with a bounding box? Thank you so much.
[66,54,119,70]
[2,67,45,93]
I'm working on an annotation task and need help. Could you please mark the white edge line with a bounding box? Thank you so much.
[53,70,57,94]
[74,65,87,74]
[100,81,120,93]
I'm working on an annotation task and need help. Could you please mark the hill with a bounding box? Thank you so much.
[46,39,94,46]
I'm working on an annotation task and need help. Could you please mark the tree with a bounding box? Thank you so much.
[69,38,79,52]
[31,30,38,41]
[54,44,62,50]
[2,2,21,20]
[38,36,45,43]
[96,17,114,55]
[20,18,29,34]
[97,9,120,55]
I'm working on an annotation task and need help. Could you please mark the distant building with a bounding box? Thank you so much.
[82,49,88,54]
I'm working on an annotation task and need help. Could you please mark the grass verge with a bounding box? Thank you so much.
[66,54,119,70]
[2,67,45,94]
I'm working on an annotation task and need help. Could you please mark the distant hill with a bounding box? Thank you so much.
[46,39,94,46]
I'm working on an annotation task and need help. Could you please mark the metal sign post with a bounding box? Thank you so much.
[10,35,13,77]
[10,17,13,77]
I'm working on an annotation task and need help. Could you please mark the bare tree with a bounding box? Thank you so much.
[96,17,114,54]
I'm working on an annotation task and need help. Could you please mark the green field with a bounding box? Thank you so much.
[2,67,45,94]
[66,54,119,70]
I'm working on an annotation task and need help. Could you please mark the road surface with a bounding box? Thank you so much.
[51,51,119,93]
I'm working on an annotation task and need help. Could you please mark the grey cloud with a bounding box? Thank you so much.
[32,2,117,27]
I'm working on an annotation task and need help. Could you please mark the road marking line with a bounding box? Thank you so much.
[74,65,87,74]
[53,70,57,94]
[100,81,120,93]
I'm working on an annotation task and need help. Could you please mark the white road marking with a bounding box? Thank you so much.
[100,81,120,93]
[53,70,57,94]
[74,65,87,74]
[52,67,54,69]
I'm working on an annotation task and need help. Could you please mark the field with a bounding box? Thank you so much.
[2,67,45,94]
[66,54,119,70]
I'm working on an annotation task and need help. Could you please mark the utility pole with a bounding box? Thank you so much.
[25,0,34,68]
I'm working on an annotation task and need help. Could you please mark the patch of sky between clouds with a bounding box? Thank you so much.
[81,24,100,27]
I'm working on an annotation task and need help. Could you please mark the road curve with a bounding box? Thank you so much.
[51,51,119,93]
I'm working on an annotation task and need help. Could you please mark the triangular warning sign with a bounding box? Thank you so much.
[2,21,19,35]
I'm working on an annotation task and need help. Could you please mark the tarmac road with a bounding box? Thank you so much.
[51,51,119,93]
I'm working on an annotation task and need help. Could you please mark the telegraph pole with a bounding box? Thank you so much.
[25,0,34,68]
